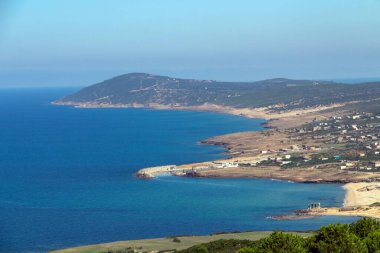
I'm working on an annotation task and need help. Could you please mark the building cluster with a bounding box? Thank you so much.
[290,112,380,171]
[139,111,380,178]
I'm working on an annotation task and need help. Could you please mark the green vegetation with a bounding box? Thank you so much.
[182,219,380,253]
[179,239,259,253]
[57,73,380,111]
[239,232,307,253]
[50,219,380,253]
[49,231,290,253]
[169,236,182,243]
[349,218,380,239]
[307,224,367,253]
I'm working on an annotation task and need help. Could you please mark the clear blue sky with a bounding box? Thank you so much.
[1,0,380,86]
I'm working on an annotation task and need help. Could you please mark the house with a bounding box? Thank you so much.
[370,161,380,168]
[224,162,239,168]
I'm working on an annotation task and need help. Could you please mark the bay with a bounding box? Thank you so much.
[0,88,356,253]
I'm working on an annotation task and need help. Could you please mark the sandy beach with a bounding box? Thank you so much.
[53,101,351,129]
[299,182,380,219]
[343,182,380,207]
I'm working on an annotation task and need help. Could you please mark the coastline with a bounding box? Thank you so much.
[284,183,380,220]
[53,101,380,220]
[52,100,350,129]
[343,182,380,207]
[52,100,380,185]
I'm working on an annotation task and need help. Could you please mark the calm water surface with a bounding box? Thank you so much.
[0,88,357,253]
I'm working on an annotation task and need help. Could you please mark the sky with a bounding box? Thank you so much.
[0,0,380,87]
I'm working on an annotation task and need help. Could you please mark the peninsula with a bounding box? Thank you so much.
[55,73,380,219]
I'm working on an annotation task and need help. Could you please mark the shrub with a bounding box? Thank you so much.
[349,218,380,238]
[186,245,209,253]
[307,224,368,253]
[172,237,181,243]
[255,231,307,253]
[179,239,257,253]
[364,230,380,253]
[238,247,256,253]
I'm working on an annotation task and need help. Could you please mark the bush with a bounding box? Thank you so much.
[350,218,380,238]
[238,247,256,253]
[172,237,181,243]
[364,230,380,253]
[186,245,209,253]
[255,232,307,253]
[307,224,368,253]
[180,219,380,253]
[179,239,257,253]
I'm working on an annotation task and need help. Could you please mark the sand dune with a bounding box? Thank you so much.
[343,182,380,207]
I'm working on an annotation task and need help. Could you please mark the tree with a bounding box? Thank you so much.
[349,218,380,239]
[180,239,257,253]
[186,245,209,253]
[364,230,380,253]
[255,232,307,253]
[307,224,368,253]
[238,247,256,253]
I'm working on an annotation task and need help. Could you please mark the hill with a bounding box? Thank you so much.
[55,73,380,112]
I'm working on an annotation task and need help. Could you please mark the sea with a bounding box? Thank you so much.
[0,88,357,253]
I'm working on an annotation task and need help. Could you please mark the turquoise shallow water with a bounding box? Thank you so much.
[0,88,357,253]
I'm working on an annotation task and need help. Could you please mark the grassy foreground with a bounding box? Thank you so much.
[49,231,312,253]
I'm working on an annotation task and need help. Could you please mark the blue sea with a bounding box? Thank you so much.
[0,88,357,253]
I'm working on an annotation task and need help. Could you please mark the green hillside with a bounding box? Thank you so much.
[57,73,380,111]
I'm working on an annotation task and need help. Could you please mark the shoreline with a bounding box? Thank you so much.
[286,182,380,220]
[53,101,380,219]
[52,100,350,129]
[343,182,380,207]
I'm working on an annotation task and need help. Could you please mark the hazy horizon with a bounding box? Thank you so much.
[1,0,379,87]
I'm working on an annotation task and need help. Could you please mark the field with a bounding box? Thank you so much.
[49,231,313,253]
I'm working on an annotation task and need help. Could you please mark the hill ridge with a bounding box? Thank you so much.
[56,73,380,111]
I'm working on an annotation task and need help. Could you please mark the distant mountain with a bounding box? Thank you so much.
[56,73,380,111]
